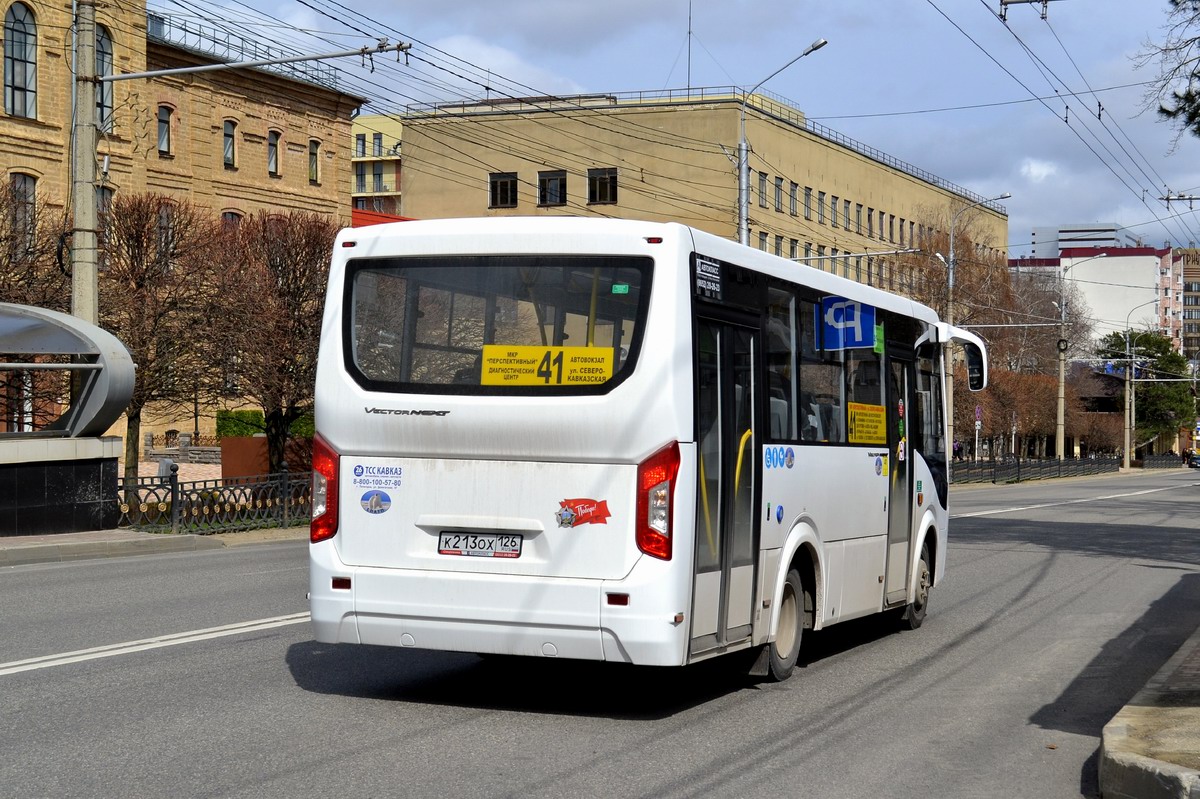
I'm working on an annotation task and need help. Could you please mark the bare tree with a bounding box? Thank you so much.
[1138,1,1200,145]
[97,194,219,494]
[216,211,336,474]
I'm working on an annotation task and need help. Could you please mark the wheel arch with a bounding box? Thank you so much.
[770,520,824,640]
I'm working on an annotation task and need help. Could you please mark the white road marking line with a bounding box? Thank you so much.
[951,485,1187,519]
[0,612,311,676]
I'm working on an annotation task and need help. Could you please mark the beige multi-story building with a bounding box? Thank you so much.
[351,115,403,217]
[0,3,361,228]
[397,89,1008,291]
[1,2,362,441]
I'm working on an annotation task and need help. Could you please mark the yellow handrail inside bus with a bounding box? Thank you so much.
[699,455,716,559]
[587,267,600,346]
[734,428,753,496]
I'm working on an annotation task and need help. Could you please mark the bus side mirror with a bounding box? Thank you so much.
[964,343,987,391]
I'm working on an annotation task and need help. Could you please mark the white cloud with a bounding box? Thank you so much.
[1020,159,1059,184]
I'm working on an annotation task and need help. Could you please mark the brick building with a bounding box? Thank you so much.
[0,3,362,228]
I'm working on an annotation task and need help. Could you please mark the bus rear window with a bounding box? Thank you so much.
[344,255,652,393]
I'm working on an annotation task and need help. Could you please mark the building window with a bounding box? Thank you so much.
[354,162,366,193]
[587,167,617,204]
[759,231,768,251]
[220,210,242,228]
[354,133,365,157]
[372,132,383,157]
[888,214,895,243]
[804,187,812,220]
[308,140,320,183]
[774,177,783,212]
[804,242,812,261]
[352,197,367,210]
[10,172,35,250]
[789,183,798,216]
[789,239,798,259]
[96,25,113,133]
[758,172,768,208]
[157,105,172,154]
[867,207,874,238]
[817,191,826,224]
[223,120,237,168]
[844,200,851,230]
[372,161,384,192]
[267,130,280,176]
[856,204,863,234]
[899,217,906,246]
[774,234,783,256]
[830,196,839,228]
[538,170,566,206]
[3,3,36,119]
[878,210,885,240]
[490,172,518,208]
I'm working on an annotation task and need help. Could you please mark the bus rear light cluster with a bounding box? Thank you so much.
[636,442,680,560]
[311,433,340,543]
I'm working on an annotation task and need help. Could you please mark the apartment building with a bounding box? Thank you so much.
[351,115,403,217]
[395,89,1008,291]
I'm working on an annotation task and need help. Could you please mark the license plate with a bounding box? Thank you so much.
[438,532,522,558]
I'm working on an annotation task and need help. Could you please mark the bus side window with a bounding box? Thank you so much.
[765,287,798,441]
[799,298,846,443]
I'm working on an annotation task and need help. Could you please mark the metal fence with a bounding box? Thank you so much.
[117,467,311,533]
[952,454,1185,484]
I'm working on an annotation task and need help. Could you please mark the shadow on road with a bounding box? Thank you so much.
[1029,571,1200,796]
[285,640,757,719]
[953,511,1200,566]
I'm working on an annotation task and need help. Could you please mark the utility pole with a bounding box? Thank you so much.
[70,0,98,324]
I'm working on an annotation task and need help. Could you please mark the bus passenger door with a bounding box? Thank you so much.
[884,354,915,605]
[691,319,759,656]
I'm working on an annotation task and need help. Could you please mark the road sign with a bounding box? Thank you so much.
[975,420,982,431]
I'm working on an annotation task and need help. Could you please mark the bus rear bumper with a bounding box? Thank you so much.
[309,540,687,666]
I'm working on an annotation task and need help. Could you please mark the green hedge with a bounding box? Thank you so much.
[216,410,314,438]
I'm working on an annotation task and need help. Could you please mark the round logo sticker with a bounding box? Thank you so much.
[775,505,785,523]
[353,464,364,477]
[784,447,795,468]
[360,490,391,514]
[875,456,883,476]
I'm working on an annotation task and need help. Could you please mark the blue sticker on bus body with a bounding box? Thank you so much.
[776,505,784,523]
[360,490,391,514]
[353,464,364,477]
[785,447,795,468]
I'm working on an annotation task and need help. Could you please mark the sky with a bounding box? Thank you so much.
[162,0,1200,257]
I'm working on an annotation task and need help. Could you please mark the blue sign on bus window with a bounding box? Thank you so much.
[818,297,876,350]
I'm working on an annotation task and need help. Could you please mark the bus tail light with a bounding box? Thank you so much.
[636,442,680,560]
[311,433,339,543]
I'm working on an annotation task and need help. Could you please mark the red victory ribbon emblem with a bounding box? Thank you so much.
[557,498,611,527]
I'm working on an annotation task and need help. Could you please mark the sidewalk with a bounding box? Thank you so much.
[1100,622,1200,798]
[0,525,309,567]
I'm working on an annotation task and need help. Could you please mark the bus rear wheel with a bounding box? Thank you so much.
[768,568,807,681]
[900,543,931,630]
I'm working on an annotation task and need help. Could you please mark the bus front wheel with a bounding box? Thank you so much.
[768,568,807,681]
[901,543,931,630]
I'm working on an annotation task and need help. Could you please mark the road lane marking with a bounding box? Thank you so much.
[951,484,1187,519]
[0,612,311,676]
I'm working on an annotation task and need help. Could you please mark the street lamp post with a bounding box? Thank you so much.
[1122,298,1159,470]
[1055,253,1106,461]
[941,192,1010,462]
[737,38,827,246]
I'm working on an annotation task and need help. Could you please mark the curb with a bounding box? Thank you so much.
[0,528,309,568]
[1100,623,1200,799]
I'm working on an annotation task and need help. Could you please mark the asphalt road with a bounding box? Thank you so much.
[2,469,1199,798]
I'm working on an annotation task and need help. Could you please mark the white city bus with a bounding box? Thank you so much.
[309,217,987,680]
